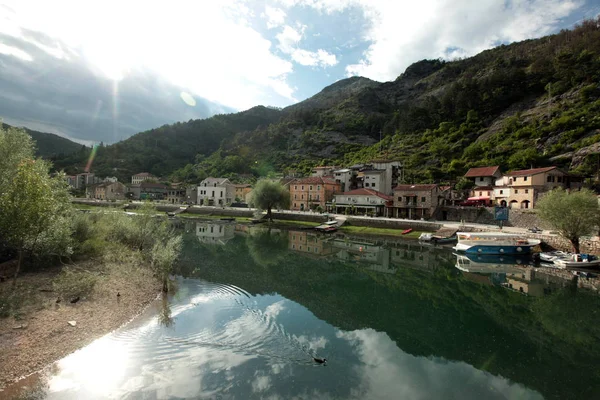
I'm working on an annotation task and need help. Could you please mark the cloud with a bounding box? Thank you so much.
[276,0,585,81]
[0,42,32,61]
[0,0,297,109]
[276,24,339,67]
[263,5,287,29]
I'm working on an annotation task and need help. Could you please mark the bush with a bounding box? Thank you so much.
[78,238,109,258]
[53,268,98,300]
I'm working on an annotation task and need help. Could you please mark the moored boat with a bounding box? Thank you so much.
[453,232,541,255]
[538,251,572,263]
[553,253,600,268]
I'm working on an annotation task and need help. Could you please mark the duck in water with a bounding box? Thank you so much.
[313,357,327,365]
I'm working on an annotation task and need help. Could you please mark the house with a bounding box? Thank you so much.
[333,168,355,192]
[329,188,392,217]
[166,186,187,204]
[185,186,198,204]
[197,177,234,205]
[289,177,341,211]
[392,184,440,219]
[505,167,575,209]
[196,223,235,245]
[360,169,387,193]
[233,184,252,201]
[464,166,502,187]
[129,182,167,200]
[311,166,340,177]
[86,182,127,200]
[102,176,118,183]
[66,175,77,189]
[131,172,157,185]
[369,159,403,194]
[75,172,99,189]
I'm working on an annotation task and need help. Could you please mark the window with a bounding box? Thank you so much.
[317,194,320,200]
[421,196,426,202]
[557,176,562,183]
[310,186,313,190]
[348,197,351,201]
[212,191,215,197]
[308,247,311,252]
[479,192,483,196]
[365,183,370,187]
[398,197,401,201]
[314,248,318,253]
[547,176,552,183]
[500,190,503,194]
[525,189,529,194]
[309,194,312,200]
[294,194,297,199]
[294,203,297,207]
[301,194,304,199]
[220,191,223,197]
[317,185,321,190]
[523,176,528,181]
[292,244,295,249]
[487,191,491,196]
[515,189,519,194]
[479,177,484,181]
[294,185,297,190]
[302,185,304,190]
[372,183,376,187]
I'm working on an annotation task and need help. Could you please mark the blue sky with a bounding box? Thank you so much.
[1,0,600,139]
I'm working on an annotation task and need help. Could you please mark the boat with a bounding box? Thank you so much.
[419,232,457,244]
[314,224,337,233]
[553,253,600,268]
[402,229,413,235]
[453,232,541,255]
[538,251,572,263]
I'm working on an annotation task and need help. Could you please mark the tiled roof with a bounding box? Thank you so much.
[507,166,558,176]
[201,177,229,185]
[291,177,340,185]
[340,188,393,201]
[133,172,154,177]
[464,166,500,177]
[393,184,438,191]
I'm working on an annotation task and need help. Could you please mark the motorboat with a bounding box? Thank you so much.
[553,253,600,268]
[453,232,541,255]
[538,251,572,263]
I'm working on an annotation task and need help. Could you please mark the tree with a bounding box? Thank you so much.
[250,179,289,221]
[0,125,35,191]
[0,159,73,287]
[536,189,600,253]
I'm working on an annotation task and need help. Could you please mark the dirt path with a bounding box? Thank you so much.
[0,260,160,390]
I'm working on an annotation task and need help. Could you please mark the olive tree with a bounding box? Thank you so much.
[536,188,600,253]
[250,179,289,221]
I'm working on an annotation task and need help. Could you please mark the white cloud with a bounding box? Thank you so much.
[276,24,338,67]
[0,0,297,109]
[276,0,585,81]
[263,5,287,29]
[0,42,32,61]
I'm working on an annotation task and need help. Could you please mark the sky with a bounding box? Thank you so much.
[1,0,600,143]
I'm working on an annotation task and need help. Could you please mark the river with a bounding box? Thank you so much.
[8,221,600,399]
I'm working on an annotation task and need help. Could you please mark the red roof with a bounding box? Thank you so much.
[507,167,558,177]
[393,184,438,191]
[341,188,392,201]
[292,177,340,186]
[464,166,500,178]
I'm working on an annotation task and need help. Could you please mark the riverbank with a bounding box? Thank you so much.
[0,258,160,390]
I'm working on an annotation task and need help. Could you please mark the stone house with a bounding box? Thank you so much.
[329,188,392,216]
[166,186,187,204]
[311,166,340,177]
[464,166,502,187]
[289,177,341,211]
[392,184,440,219]
[233,184,252,201]
[130,182,167,200]
[198,177,234,206]
[86,182,127,200]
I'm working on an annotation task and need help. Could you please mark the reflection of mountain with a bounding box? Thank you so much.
[195,222,235,245]
[177,227,600,400]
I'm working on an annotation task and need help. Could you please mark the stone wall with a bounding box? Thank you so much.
[345,217,442,231]
[437,206,547,229]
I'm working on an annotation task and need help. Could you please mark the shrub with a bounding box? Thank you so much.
[53,268,98,300]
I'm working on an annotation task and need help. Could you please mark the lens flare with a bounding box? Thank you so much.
[85,144,98,172]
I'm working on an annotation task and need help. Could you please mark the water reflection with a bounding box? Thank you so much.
[195,222,235,245]
[5,222,600,399]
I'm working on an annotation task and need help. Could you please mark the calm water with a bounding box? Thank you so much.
[7,221,600,399]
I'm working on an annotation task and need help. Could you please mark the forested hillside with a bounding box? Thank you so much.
[0,123,82,158]
[52,18,600,183]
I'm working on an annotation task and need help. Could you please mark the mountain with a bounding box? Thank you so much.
[0,30,234,145]
[54,18,600,183]
[1,122,82,158]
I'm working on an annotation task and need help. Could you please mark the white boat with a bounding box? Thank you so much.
[453,232,541,255]
[553,254,600,268]
[538,251,572,263]
[454,253,529,274]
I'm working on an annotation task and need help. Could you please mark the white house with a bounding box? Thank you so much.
[464,166,502,187]
[131,172,157,185]
[329,188,392,216]
[196,223,235,245]
[333,168,354,192]
[360,170,387,194]
[197,177,235,205]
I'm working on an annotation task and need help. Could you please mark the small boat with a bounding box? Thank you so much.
[419,233,457,244]
[402,229,413,235]
[315,224,337,233]
[554,253,600,268]
[538,251,572,263]
[453,232,540,255]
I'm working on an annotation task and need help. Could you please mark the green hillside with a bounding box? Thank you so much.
[1,123,82,158]
[52,18,600,183]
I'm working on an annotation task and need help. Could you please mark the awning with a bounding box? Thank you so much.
[467,196,490,201]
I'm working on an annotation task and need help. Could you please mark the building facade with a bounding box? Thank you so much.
[167,186,187,204]
[233,184,252,202]
[198,177,234,205]
[506,167,571,209]
[464,166,502,187]
[289,177,341,211]
[131,172,157,185]
[329,188,392,216]
[392,184,440,219]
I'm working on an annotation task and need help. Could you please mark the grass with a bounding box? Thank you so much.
[339,225,425,238]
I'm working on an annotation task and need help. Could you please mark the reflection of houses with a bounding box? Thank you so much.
[391,184,441,219]
[329,188,392,216]
[288,231,335,256]
[195,222,235,245]
[390,242,449,271]
[331,238,395,273]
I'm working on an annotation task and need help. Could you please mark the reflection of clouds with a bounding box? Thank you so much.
[337,329,544,400]
[252,374,272,393]
[265,300,286,318]
[294,334,328,354]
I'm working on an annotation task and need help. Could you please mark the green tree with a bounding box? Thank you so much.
[250,179,289,221]
[151,235,183,292]
[0,125,35,190]
[536,189,600,253]
[0,159,73,287]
